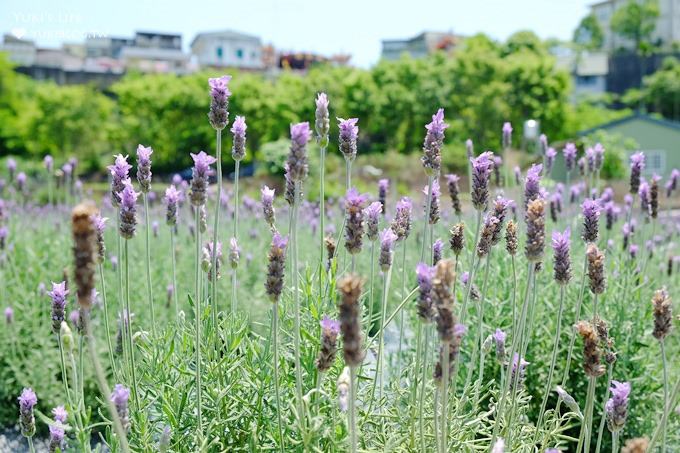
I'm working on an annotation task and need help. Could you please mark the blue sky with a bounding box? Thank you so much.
[1,0,593,67]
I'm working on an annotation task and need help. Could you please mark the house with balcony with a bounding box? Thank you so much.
[190,30,263,69]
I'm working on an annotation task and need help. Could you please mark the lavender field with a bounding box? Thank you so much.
[0,75,679,453]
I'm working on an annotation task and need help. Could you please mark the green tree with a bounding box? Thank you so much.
[639,57,680,119]
[573,14,604,51]
[610,0,660,52]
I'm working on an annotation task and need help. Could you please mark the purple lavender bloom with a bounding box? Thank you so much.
[629,244,639,259]
[189,151,217,207]
[416,262,435,321]
[491,196,510,245]
[229,237,239,269]
[492,328,507,364]
[172,174,182,186]
[378,178,388,214]
[465,138,474,159]
[432,239,444,264]
[545,147,557,175]
[563,143,577,172]
[470,151,494,211]
[49,281,69,334]
[315,92,330,145]
[208,75,231,130]
[338,117,359,162]
[593,143,605,171]
[0,226,8,250]
[18,388,37,437]
[578,156,586,176]
[5,306,13,324]
[629,152,645,194]
[344,188,368,254]
[261,185,276,231]
[510,353,530,387]
[514,166,522,185]
[107,154,132,207]
[605,380,630,432]
[639,180,650,218]
[44,155,53,172]
[422,108,448,175]
[49,425,65,452]
[231,115,247,161]
[585,147,596,174]
[265,232,288,302]
[423,178,441,225]
[391,197,412,241]
[287,122,312,183]
[379,228,398,271]
[552,228,571,284]
[524,163,543,209]
[119,180,139,239]
[539,134,548,156]
[136,144,153,193]
[582,198,600,243]
[446,174,461,215]
[320,315,340,334]
[502,121,512,149]
[364,201,382,242]
[110,384,131,432]
[52,405,68,423]
[16,172,26,192]
[670,168,680,191]
[7,158,16,181]
[164,185,181,226]
[603,201,618,231]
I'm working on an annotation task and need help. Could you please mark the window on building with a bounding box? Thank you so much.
[216,46,223,59]
[576,75,597,86]
[236,48,244,59]
[643,150,666,174]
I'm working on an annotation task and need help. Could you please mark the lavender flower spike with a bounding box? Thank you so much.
[364,201,382,242]
[208,75,231,130]
[338,117,359,162]
[391,197,412,241]
[287,122,312,183]
[605,380,630,432]
[581,198,601,243]
[92,214,108,263]
[378,228,398,271]
[563,143,577,172]
[492,328,507,364]
[344,188,368,255]
[18,388,37,438]
[432,239,444,264]
[136,144,153,193]
[265,233,288,302]
[261,185,276,231]
[416,262,435,321]
[552,228,571,285]
[470,151,494,211]
[545,147,557,175]
[164,185,181,226]
[502,121,512,149]
[378,178,388,214]
[629,152,645,194]
[524,163,543,209]
[49,281,69,334]
[229,237,240,269]
[189,151,217,207]
[423,178,441,225]
[107,154,132,207]
[315,92,330,146]
[316,315,340,372]
[231,115,247,161]
[525,198,546,262]
[110,384,131,432]
[422,108,448,176]
[119,180,139,239]
[446,174,462,216]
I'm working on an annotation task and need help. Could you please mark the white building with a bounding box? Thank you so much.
[381,31,460,61]
[190,30,263,69]
[591,0,680,51]
[0,34,37,66]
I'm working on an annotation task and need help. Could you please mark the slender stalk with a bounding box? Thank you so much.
[612,432,619,453]
[459,210,482,326]
[370,266,392,407]
[491,262,534,448]
[595,362,614,453]
[409,322,423,448]
[649,375,680,451]
[123,240,140,412]
[143,193,155,337]
[98,263,116,377]
[418,326,431,453]
[510,256,517,336]
[349,365,358,453]
[27,437,35,453]
[440,340,450,453]
[194,207,203,440]
[78,335,85,407]
[559,253,588,395]
[83,311,130,452]
[319,144,326,302]
[170,228,179,321]
[660,339,669,452]
[368,241,376,327]
[421,176,434,261]
[534,285,566,443]
[397,242,407,378]
[345,159,352,192]
[291,183,304,421]
[211,129,222,327]
[232,159,240,312]
[471,255,491,406]
[272,304,284,452]
[577,376,597,453]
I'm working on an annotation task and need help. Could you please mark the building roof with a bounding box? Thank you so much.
[191,30,261,47]
[577,113,680,136]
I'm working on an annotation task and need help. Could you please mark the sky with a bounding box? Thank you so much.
[1,0,594,67]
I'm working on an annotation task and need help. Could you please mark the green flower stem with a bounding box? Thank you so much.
[649,373,680,451]
[660,339,669,452]
[232,159,240,313]
[98,262,116,378]
[319,144,326,302]
[291,183,304,422]
[397,242,407,378]
[194,207,203,440]
[272,303,284,452]
[440,339,450,453]
[123,240,140,413]
[211,129,222,329]
[577,376,597,453]
[595,362,614,453]
[534,284,566,444]
[170,228,179,321]
[349,365,358,453]
[143,193,155,338]
[421,176,434,262]
[418,326,431,453]
[369,266,391,409]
